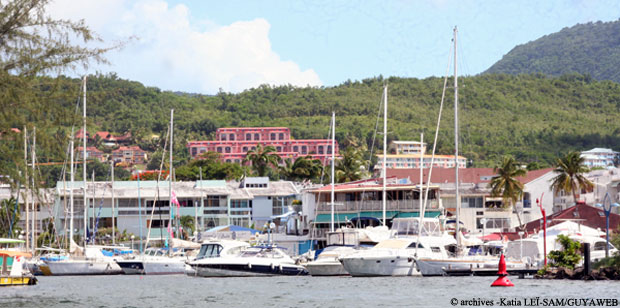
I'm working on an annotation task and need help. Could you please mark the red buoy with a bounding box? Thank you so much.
[491,253,514,287]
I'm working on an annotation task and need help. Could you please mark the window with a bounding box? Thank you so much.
[276,146,282,152]
[293,146,298,152]
[221,134,227,141]
[254,133,259,140]
[243,147,248,152]
[279,133,284,140]
[301,146,307,154]
[225,147,231,153]
[271,133,276,140]
[191,147,197,156]
[318,146,324,154]
[327,145,332,154]
[230,134,235,141]
[246,133,251,140]
[216,147,222,153]
[462,197,483,208]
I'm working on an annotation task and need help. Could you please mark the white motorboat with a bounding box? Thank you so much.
[185,239,250,277]
[188,243,307,277]
[306,227,389,276]
[44,246,123,276]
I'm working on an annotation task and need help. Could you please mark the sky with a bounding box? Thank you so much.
[48,0,620,94]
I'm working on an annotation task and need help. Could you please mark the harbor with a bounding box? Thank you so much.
[2,275,618,307]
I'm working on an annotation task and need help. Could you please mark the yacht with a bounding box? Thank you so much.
[340,218,454,276]
[185,239,250,277]
[188,243,307,277]
[306,227,388,276]
[44,246,123,276]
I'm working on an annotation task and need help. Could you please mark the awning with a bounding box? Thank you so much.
[0,250,32,258]
[314,211,400,223]
[394,211,441,218]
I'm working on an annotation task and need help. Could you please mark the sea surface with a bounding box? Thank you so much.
[1,275,619,308]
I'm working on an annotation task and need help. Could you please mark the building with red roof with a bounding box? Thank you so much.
[385,167,556,235]
[112,146,147,164]
[521,201,620,235]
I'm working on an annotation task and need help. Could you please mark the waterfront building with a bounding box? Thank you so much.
[49,177,299,240]
[186,127,339,164]
[386,168,555,234]
[0,185,54,244]
[581,148,619,168]
[309,177,442,244]
[374,140,466,171]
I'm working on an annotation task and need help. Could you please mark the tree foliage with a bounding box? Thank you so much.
[488,155,527,225]
[549,151,594,204]
[485,20,620,83]
[243,144,281,178]
[548,234,582,269]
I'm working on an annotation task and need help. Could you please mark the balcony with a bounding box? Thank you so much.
[316,199,440,213]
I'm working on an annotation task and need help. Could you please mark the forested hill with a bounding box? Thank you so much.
[484,20,620,83]
[50,73,619,168]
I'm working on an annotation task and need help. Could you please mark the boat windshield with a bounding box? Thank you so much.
[391,218,443,237]
[196,244,223,259]
[238,247,284,259]
[327,231,358,246]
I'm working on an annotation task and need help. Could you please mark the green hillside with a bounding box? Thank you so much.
[484,20,620,82]
[18,72,619,169]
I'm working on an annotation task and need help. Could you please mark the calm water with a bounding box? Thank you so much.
[1,275,619,307]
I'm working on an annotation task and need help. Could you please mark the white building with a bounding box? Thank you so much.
[581,148,619,168]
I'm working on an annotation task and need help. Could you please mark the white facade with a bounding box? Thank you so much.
[391,141,427,155]
[581,148,619,168]
[375,154,467,170]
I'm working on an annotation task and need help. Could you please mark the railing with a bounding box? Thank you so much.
[316,199,440,212]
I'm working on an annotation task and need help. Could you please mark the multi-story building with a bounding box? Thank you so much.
[309,177,442,244]
[386,167,556,235]
[77,146,106,162]
[374,140,466,171]
[112,146,147,165]
[50,177,299,240]
[581,148,619,168]
[187,127,339,164]
[391,141,427,155]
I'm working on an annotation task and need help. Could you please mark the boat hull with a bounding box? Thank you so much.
[142,259,185,275]
[341,256,420,277]
[116,260,145,275]
[45,260,122,276]
[416,258,496,276]
[0,276,36,286]
[306,261,348,276]
[191,263,307,277]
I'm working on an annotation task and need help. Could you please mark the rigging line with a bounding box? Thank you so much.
[144,125,170,251]
[422,41,454,224]
[92,172,110,244]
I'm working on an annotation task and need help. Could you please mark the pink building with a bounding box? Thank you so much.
[112,146,148,164]
[187,127,339,164]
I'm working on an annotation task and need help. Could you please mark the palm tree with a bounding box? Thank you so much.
[488,155,527,226]
[335,147,368,183]
[179,215,195,239]
[280,155,323,182]
[550,151,593,205]
[243,144,281,177]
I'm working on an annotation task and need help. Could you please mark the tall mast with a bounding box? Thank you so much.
[24,127,29,251]
[169,109,174,240]
[453,26,461,248]
[111,160,115,245]
[91,171,95,244]
[382,85,387,226]
[330,112,335,232]
[82,76,88,247]
[31,126,36,253]
[69,138,75,248]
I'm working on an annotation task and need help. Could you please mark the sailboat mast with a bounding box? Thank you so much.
[453,26,461,248]
[70,138,75,247]
[330,112,335,232]
[24,127,29,251]
[111,160,115,245]
[82,76,88,247]
[31,126,36,253]
[382,85,387,226]
[169,109,174,240]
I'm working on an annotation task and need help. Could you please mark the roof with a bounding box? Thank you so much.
[582,148,618,154]
[0,250,32,258]
[95,131,111,139]
[386,167,554,185]
[114,146,145,152]
[522,202,620,233]
[311,182,429,193]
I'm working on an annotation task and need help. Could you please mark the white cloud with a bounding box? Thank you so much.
[47,0,322,94]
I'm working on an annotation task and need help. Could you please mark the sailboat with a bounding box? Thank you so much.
[44,76,123,276]
[413,27,521,276]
